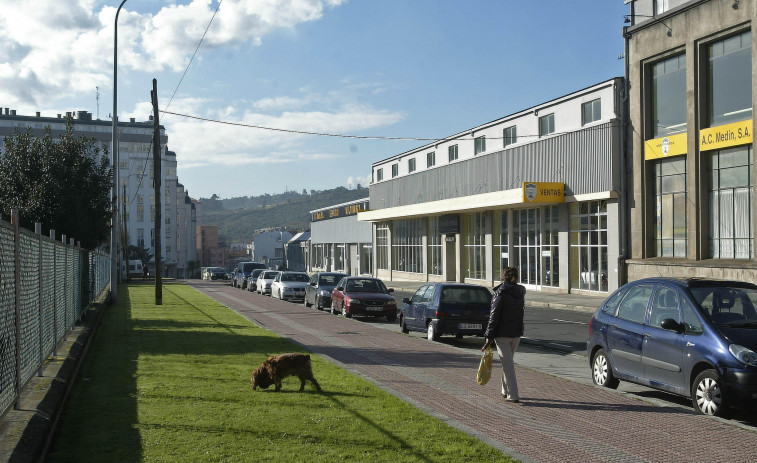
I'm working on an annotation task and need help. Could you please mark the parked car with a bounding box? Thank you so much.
[304,272,348,310]
[246,269,265,292]
[209,267,227,281]
[330,277,397,321]
[233,262,267,289]
[256,270,281,296]
[271,271,310,301]
[587,277,757,417]
[399,283,493,341]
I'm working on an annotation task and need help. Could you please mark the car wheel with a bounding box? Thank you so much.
[400,318,409,334]
[427,322,439,342]
[591,349,620,389]
[692,369,727,417]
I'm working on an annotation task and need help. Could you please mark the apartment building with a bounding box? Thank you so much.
[624,0,756,280]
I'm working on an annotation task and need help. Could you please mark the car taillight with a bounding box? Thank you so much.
[435,311,448,317]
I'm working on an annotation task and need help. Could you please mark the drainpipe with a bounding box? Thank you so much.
[618,25,631,286]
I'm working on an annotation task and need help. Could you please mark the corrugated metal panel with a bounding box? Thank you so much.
[369,121,619,209]
[311,216,372,243]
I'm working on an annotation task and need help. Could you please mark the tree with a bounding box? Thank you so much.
[128,245,153,264]
[0,118,112,250]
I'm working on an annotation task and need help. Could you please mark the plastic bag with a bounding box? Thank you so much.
[477,345,493,386]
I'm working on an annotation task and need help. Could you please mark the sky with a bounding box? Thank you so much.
[0,0,629,199]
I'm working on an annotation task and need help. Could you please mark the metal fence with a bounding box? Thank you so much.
[0,216,110,416]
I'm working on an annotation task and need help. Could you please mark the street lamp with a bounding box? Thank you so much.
[111,0,127,304]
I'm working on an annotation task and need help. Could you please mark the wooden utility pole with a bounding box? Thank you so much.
[151,78,163,305]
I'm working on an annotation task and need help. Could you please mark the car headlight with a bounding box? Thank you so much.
[348,298,362,306]
[319,290,330,297]
[729,344,757,367]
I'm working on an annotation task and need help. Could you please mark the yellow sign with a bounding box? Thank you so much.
[700,119,753,152]
[645,132,687,160]
[522,182,564,203]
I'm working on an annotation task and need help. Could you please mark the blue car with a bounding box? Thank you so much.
[399,283,492,341]
[587,277,757,417]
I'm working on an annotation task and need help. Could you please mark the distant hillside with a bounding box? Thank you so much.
[200,187,368,243]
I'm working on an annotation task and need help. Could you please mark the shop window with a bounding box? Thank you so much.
[654,157,687,257]
[392,219,423,273]
[376,222,390,270]
[465,212,487,280]
[570,201,608,292]
[707,30,752,127]
[428,217,443,275]
[493,211,509,280]
[709,146,753,259]
[513,208,542,286]
[651,54,686,138]
[360,244,373,274]
[543,206,559,287]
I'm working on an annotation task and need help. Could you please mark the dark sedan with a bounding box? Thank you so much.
[588,277,757,417]
[304,272,348,310]
[399,283,492,341]
[209,267,228,281]
[330,277,397,322]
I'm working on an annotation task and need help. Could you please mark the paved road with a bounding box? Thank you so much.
[191,280,757,463]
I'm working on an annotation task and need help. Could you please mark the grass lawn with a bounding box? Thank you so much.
[46,283,514,463]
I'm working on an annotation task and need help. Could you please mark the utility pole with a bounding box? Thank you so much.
[151,78,163,305]
[123,182,129,282]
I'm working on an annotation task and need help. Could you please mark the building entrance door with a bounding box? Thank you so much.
[513,208,542,289]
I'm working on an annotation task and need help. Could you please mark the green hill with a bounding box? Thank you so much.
[200,187,368,243]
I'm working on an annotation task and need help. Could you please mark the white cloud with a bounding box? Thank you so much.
[346,175,370,189]
[0,0,346,107]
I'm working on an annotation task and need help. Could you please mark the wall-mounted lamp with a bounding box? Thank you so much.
[733,0,739,9]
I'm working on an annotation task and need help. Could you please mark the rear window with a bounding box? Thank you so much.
[263,271,278,279]
[242,262,265,272]
[251,269,264,278]
[345,279,386,293]
[319,275,341,286]
[283,273,309,282]
[440,287,491,304]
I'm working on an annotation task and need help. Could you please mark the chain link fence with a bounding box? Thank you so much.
[0,216,110,416]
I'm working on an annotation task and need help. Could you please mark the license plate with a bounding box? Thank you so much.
[367,307,384,312]
[458,323,482,330]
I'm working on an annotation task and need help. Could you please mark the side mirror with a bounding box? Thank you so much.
[660,318,683,333]
[387,288,394,293]
[402,297,410,304]
[336,287,343,292]
[309,282,316,286]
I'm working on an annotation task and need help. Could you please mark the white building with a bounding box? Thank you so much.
[176,183,199,278]
[252,229,293,268]
[0,109,194,277]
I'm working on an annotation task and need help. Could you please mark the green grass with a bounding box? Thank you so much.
[46,283,514,463]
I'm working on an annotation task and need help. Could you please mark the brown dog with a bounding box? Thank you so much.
[250,353,321,392]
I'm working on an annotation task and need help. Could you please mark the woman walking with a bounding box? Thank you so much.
[482,267,526,402]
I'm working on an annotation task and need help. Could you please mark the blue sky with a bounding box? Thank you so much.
[0,0,629,199]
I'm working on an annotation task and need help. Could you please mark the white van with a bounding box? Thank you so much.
[121,260,144,278]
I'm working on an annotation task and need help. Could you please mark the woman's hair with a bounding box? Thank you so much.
[501,267,518,282]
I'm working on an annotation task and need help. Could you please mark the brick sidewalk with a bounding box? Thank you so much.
[193,280,757,463]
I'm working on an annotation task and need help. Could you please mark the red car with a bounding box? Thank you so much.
[330,277,397,322]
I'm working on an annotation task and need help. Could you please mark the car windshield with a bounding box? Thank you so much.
[318,274,343,286]
[283,273,309,282]
[441,287,492,304]
[242,263,262,272]
[262,271,278,279]
[689,286,757,326]
[211,268,225,273]
[251,269,263,278]
[345,279,386,293]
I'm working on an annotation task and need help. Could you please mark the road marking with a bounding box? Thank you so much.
[553,318,588,325]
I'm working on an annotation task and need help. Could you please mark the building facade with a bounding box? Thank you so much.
[176,183,199,278]
[624,0,756,280]
[252,229,293,268]
[0,109,189,277]
[285,231,310,272]
[359,79,626,294]
[309,198,372,275]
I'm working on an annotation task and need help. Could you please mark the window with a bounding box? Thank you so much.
[391,164,398,178]
[543,206,559,287]
[570,201,609,292]
[493,211,509,280]
[392,219,423,273]
[360,244,372,274]
[654,157,687,257]
[137,195,144,222]
[650,286,680,328]
[707,30,752,127]
[474,136,486,155]
[465,212,487,280]
[681,297,704,335]
[137,228,145,247]
[408,158,416,173]
[651,54,686,137]
[376,168,383,182]
[654,0,669,15]
[709,145,753,259]
[428,217,443,275]
[616,285,654,324]
[503,126,516,148]
[427,151,435,167]
[376,222,390,270]
[581,99,601,125]
[513,208,541,286]
[448,144,458,162]
[539,113,555,136]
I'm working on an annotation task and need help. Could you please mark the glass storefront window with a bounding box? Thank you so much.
[570,201,608,292]
[493,211,509,280]
[376,223,389,270]
[428,217,443,275]
[654,157,687,257]
[392,219,423,273]
[708,30,752,127]
[651,54,686,138]
[513,208,542,286]
[709,146,753,259]
[465,212,487,280]
[543,206,559,287]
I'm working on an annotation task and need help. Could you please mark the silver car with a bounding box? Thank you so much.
[271,271,310,301]
[257,270,280,296]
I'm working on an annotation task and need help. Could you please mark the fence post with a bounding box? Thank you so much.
[50,230,57,356]
[62,234,67,340]
[11,209,21,410]
[36,223,43,377]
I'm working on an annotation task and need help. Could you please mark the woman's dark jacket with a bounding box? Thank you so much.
[484,282,526,339]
